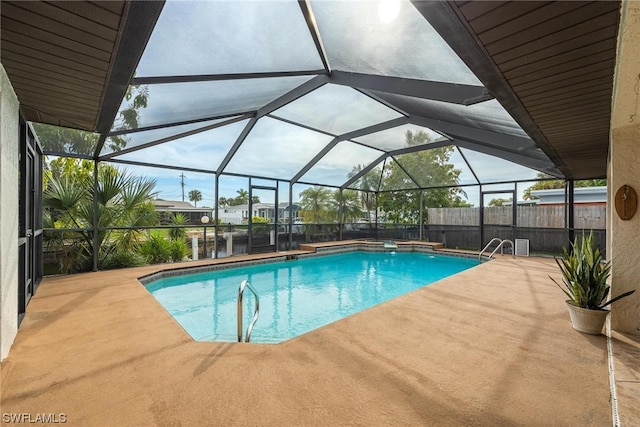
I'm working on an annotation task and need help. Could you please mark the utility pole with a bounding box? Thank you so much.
[180,173,186,202]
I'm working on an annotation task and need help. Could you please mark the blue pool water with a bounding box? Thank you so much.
[145,251,479,343]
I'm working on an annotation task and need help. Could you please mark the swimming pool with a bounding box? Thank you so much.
[145,251,479,343]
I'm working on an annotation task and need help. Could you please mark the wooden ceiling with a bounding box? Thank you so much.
[1,1,126,130]
[0,0,163,134]
[415,1,620,180]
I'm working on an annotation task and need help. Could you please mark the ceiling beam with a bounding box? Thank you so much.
[341,153,388,190]
[107,158,216,175]
[330,71,492,105]
[217,75,328,175]
[409,115,539,154]
[215,117,258,175]
[290,117,408,183]
[411,115,559,172]
[131,70,326,85]
[93,0,165,157]
[410,0,569,176]
[256,75,327,117]
[451,139,563,177]
[108,112,253,137]
[100,115,248,161]
[298,0,331,74]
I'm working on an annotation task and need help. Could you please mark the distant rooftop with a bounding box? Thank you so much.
[530,186,607,205]
[152,200,210,210]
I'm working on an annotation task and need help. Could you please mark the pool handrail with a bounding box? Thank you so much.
[479,237,502,260]
[479,238,516,260]
[237,280,260,343]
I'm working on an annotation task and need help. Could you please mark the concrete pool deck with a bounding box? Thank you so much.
[1,244,638,426]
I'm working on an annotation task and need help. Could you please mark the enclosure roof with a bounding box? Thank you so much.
[1,0,620,187]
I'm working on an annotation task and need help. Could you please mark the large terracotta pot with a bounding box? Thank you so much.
[565,301,609,335]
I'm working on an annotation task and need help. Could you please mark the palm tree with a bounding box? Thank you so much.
[348,164,381,226]
[299,186,334,223]
[44,163,158,272]
[235,189,249,205]
[337,190,363,223]
[188,189,202,207]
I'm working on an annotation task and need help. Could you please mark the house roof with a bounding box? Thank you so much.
[531,186,607,204]
[151,199,208,210]
[1,1,619,188]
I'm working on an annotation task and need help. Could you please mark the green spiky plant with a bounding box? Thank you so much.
[551,231,635,310]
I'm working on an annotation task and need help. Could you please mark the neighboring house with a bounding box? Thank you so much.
[217,204,250,225]
[279,203,300,223]
[530,186,607,206]
[152,199,212,225]
[217,203,274,225]
[218,203,300,225]
[530,186,607,230]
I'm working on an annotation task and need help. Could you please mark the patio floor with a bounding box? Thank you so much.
[1,246,638,426]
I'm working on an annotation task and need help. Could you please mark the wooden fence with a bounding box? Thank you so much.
[427,205,606,229]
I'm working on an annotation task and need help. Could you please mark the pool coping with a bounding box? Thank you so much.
[137,240,486,285]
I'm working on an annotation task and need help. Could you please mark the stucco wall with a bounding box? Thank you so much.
[608,1,640,334]
[0,65,19,360]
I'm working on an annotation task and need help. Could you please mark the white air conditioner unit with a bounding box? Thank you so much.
[515,239,530,256]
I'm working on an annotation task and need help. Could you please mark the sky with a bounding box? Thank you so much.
[111,160,541,209]
[114,162,314,208]
[45,0,548,209]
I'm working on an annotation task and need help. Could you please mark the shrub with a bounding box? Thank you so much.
[140,231,173,264]
[168,212,188,241]
[251,216,271,234]
[170,238,189,262]
[101,251,147,270]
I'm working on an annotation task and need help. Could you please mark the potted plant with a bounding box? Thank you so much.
[551,231,635,334]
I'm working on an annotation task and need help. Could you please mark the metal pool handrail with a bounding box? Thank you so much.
[489,239,515,259]
[237,280,260,343]
[479,237,503,260]
[479,237,516,260]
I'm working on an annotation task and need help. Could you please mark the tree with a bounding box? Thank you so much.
[488,198,511,207]
[112,85,150,131]
[299,186,335,223]
[226,189,260,206]
[235,189,249,205]
[579,179,607,187]
[378,131,469,223]
[44,157,94,189]
[188,189,202,207]
[44,160,158,272]
[31,125,99,156]
[348,164,380,224]
[33,84,149,155]
[335,190,363,223]
[522,173,564,200]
